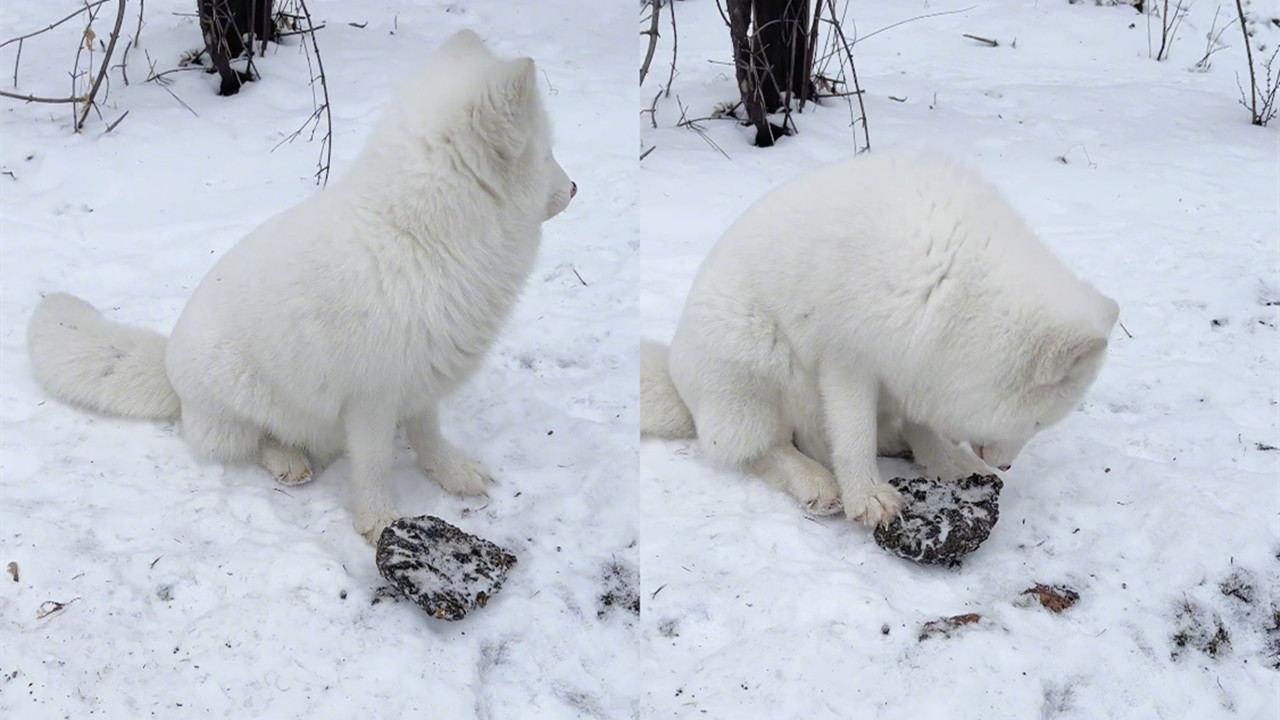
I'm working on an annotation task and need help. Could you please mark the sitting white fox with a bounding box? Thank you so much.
[640,153,1119,527]
[27,31,575,544]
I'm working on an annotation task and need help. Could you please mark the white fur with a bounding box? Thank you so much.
[640,153,1118,527]
[26,30,574,544]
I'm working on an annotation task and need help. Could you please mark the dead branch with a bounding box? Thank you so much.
[105,109,129,132]
[0,0,112,49]
[1193,6,1237,71]
[1235,0,1259,122]
[67,0,109,128]
[144,50,199,117]
[1154,0,1189,62]
[675,96,730,159]
[823,0,870,152]
[641,89,661,128]
[1157,0,1171,60]
[962,33,998,47]
[134,0,145,44]
[664,0,678,96]
[0,90,81,104]
[275,0,333,185]
[275,23,326,39]
[77,0,130,131]
[853,5,976,46]
[640,0,661,86]
[1236,43,1280,126]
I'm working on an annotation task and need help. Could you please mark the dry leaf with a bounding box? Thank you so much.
[5,561,17,583]
[83,28,96,51]
[918,613,982,641]
[1022,584,1080,613]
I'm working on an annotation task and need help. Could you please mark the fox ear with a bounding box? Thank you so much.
[439,29,493,61]
[1028,330,1108,387]
[488,58,538,119]
[470,57,539,149]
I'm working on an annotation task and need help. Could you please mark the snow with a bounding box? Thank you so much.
[1,1,636,718]
[2,0,1277,716]
[640,1,1279,719]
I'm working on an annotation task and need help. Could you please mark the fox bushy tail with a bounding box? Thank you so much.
[27,293,180,420]
[639,339,696,439]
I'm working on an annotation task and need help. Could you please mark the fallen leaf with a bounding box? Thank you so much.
[919,613,982,640]
[1022,584,1080,613]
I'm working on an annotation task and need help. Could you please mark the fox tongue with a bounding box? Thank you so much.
[570,181,578,199]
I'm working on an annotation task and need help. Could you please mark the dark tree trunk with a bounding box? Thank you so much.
[726,0,775,147]
[197,0,277,96]
[752,0,813,112]
[726,0,816,147]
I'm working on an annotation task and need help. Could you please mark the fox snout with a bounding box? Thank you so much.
[570,181,578,199]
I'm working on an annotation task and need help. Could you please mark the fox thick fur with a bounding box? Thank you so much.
[27,30,575,544]
[640,153,1118,527]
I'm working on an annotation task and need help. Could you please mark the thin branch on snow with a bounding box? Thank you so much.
[76,0,130,131]
[821,0,870,152]
[640,0,661,86]
[0,89,81,104]
[1234,0,1279,125]
[0,0,112,49]
[273,0,334,186]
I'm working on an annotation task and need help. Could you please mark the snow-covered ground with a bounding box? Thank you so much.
[640,1,1279,718]
[1,1,637,717]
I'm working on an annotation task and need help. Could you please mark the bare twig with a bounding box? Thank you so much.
[0,0,112,49]
[664,0,678,96]
[12,38,21,87]
[77,0,130,131]
[0,89,79,104]
[144,50,198,117]
[962,33,999,47]
[853,6,977,46]
[275,0,333,185]
[104,109,128,132]
[275,23,326,39]
[675,96,730,160]
[640,145,656,161]
[1154,0,1189,62]
[1157,0,1171,59]
[114,38,132,86]
[641,89,661,129]
[1236,44,1280,126]
[640,0,661,86]
[824,0,870,152]
[1234,0,1259,123]
[1194,6,1237,71]
[134,0,145,44]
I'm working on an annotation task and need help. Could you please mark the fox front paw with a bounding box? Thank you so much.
[355,511,398,547]
[423,452,492,497]
[261,444,313,487]
[843,484,903,528]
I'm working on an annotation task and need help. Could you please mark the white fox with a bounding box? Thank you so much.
[27,30,575,544]
[640,153,1118,527]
